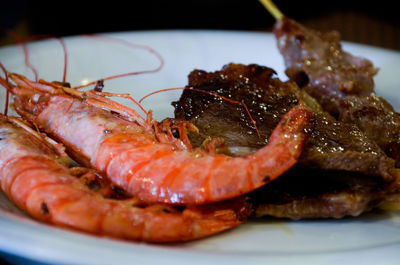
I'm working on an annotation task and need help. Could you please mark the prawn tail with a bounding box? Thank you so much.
[268,103,314,159]
[230,103,313,195]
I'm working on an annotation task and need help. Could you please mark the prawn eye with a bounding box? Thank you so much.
[94,80,104,92]
[53,81,71,88]
[172,128,180,138]
[40,202,49,215]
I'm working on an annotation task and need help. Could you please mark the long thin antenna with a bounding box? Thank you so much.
[258,0,284,20]
[139,87,262,139]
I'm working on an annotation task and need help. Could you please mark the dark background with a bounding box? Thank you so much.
[0,0,399,50]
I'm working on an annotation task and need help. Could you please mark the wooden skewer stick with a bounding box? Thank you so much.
[258,0,284,20]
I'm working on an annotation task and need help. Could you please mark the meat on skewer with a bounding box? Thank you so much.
[261,0,400,166]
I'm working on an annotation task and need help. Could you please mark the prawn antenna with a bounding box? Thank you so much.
[20,35,68,83]
[1,29,68,83]
[73,34,164,90]
[258,0,284,20]
[139,87,262,139]
[89,90,148,117]
[0,62,10,116]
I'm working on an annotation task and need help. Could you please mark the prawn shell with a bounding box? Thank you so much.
[0,115,245,242]
[8,74,312,205]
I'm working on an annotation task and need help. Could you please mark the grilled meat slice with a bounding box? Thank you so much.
[173,63,394,180]
[273,17,400,166]
[174,64,299,150]
[273,17,377,116]
[250,167,386,219]
[339,94,400,165]
[172,63,396,219]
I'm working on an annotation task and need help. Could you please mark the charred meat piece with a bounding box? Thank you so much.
[174,64,299,150]
[273,17,400,166]
[250,167,386,219]
[273,17,377,116]
[300,110,394,181]
[173,63,394,180]
[339,94,400,166]
[173,63,395,219]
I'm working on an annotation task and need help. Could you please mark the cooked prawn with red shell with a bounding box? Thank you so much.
[0,114,249,242]
[6,73,312,205]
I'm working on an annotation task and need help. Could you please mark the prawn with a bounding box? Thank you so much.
[0,114,248,242]
[5,73,313,205]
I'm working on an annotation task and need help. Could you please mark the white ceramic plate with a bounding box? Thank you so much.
[0,30,400,265]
